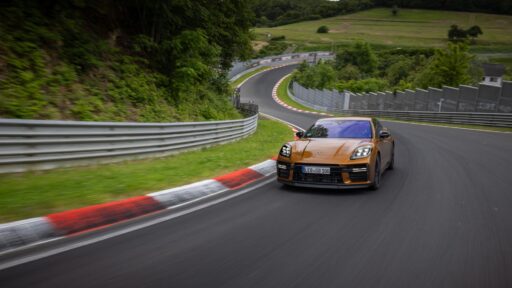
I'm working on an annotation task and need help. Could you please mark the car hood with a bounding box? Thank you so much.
[291,138,372,163]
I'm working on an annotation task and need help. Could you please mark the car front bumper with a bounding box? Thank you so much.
[276,161,372,189]
[277,179,371,189]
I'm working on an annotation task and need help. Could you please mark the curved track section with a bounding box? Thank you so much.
[1,66,512,288]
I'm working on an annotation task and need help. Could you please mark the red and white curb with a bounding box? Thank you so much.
[0,66,306,253]
[272,75,333,117]
[0,159,277,253]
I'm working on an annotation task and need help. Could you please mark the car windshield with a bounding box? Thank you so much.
[305,120,372,139]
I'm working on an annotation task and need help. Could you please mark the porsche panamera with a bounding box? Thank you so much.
[277,117,395,190]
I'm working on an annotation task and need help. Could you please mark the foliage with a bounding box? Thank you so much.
[317,25,329,33]
[392,5,398,15]
[337,64,362,81]
[448,24,483,43]
[412,43,474,88]
[429,43,473,87]
[270,35,286,41]
[0,0,254,122]
[448,25,468,42]
[373,0,512,15]
[467,25,483,42]
[294,42,475,93]
[293,61,337,89]
[335,78,389,93]
[257,40,289,57]
[250,0,374,27]
[386,56,414,86]
[335,42,378,76]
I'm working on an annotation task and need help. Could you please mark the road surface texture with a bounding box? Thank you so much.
[1,65,512,288]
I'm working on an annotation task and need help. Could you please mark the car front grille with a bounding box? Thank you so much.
[348,171,368,182]
[293,164,344,185]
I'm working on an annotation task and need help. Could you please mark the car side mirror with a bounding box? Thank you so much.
[295,131,304,138]
[379,130,390,139]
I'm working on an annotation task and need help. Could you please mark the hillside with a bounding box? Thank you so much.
[254,8,512,53]
[0,1,252,122]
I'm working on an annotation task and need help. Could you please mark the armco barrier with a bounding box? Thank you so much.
[229,51,335,79]
[0,113,258,173]
[343,110,512,128]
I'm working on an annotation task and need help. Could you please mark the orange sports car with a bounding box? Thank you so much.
[277,117,394,190]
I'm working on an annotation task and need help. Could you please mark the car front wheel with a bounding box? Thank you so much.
[371,156,381,190]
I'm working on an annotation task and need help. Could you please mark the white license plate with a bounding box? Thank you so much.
[302,166,330,174]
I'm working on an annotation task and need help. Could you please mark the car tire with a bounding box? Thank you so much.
[371,156,381,190]
[388,144,395,170]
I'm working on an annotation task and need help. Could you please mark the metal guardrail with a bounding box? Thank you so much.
[288,82,512,127]
[342,110,512,128]
[229,51,335,79]
[0,113,258,173]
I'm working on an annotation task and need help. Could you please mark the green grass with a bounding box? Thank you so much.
[231,66,271,88]
[254,8,512,53]
[276,72,512,133]
[0,119,292,223]
[278,74,320,113]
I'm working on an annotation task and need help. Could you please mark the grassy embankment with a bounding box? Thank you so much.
[0,119,292,222]
[254,8,512,54]
[275,73,512,133]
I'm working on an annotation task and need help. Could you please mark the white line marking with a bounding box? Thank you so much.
[259,112,305,131]
[0,177,275,271]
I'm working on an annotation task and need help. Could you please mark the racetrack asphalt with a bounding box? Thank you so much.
[1,66,512,288]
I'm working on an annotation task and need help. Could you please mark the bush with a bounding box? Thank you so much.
[293,61,337,89]
[257,41,289,57]
[392,5,398,16]
[337,64,361,81]
[270,35,286,41]
[386,57,414,86]
[317,25,329,33]
[335,42,378,76]
[448,25,468,42]
[336,78,389,93]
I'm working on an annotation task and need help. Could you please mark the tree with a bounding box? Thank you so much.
[427,43,473,87]
[392,5,398,16]
[337,64,361,81]
[448,25,467,42]
[335,42,378,76]
[317,25,329,33]
[466,25,483,43]
[335,78,389,93]
[293,61,336,89]
[386,57,413,86]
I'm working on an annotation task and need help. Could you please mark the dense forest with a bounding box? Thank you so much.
[251,0,512,27]
[0,0,253,121]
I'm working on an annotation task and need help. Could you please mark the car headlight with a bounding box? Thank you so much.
[280,144,292,158]
[351,145,372,159]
